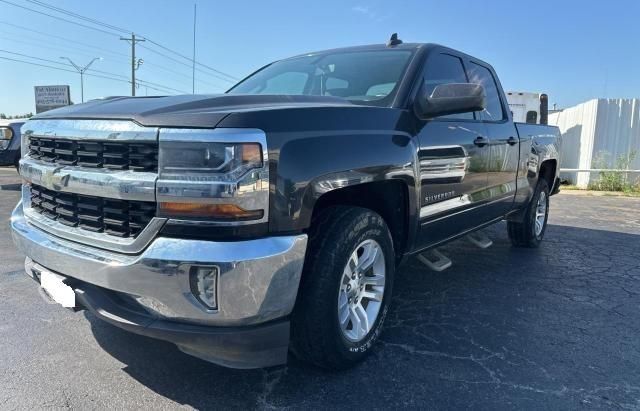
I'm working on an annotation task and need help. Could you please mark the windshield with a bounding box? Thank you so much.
[227,49,414,106]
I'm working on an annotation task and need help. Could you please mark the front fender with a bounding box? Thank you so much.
[271,132,419,233]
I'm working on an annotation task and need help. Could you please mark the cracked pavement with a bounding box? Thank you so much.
[1,166,639,409]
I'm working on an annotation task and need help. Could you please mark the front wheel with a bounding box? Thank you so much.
[507,179,550,247]
[291,206,395,369]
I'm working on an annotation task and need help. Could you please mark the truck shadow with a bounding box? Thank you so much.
[87,222,640,409]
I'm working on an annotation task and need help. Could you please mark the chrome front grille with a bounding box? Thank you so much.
[20,119,165,253]
[30,184,156,238]
[28,136,158,172]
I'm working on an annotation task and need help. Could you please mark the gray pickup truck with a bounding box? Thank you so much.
[11,37,560,370]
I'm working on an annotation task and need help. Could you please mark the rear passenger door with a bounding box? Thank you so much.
[466,61,520,219]
[414,52,492,250]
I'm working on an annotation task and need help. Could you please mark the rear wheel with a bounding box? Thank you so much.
[291,206,395,369]
[508,179,550,247]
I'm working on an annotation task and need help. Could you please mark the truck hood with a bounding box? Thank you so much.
[33,94,354,128]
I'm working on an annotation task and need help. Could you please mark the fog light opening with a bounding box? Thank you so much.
[190,266,218,310]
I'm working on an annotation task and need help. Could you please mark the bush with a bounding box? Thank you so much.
[588,150,640,193]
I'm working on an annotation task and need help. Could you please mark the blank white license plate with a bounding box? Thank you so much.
[40,270,76,308]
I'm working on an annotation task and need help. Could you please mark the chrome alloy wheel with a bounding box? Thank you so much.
[337,239,386,342]
[535,191,548,236]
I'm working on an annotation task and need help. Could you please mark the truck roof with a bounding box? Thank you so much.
[284,42,425,60]
[285,42,494,71]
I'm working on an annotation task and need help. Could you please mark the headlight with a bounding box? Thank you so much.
[0,127,13,140]
[157,128,269,224]
[159,141,262,181]
[0,127,12,150]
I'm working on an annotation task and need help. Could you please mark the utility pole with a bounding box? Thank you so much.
[192,3,197,94]
[60,57,102,103]
[120,33,145,96]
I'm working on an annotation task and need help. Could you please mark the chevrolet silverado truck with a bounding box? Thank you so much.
[11,37,560,370]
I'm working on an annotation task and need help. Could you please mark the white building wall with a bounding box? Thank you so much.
[548,98,640,188]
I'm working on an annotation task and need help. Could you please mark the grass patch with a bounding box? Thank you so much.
[587,151,640,194]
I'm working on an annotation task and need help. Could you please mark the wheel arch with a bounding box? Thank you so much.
[539,159,558,192]
[308,179,413,264]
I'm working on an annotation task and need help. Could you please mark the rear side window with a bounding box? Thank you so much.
[424,53,473,120]
[467,63,505,121]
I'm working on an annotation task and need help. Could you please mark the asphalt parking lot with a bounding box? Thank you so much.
[1,166,639,410]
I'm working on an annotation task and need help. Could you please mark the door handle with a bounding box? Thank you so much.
[507,136,518,146]
[473,136,487,147]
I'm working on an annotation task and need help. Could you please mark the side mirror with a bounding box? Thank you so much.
[415,83,486,119]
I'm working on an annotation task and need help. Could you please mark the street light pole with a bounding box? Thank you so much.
[60,57,102,103]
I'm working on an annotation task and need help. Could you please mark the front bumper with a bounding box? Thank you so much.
[11,200,307,367]
[28,262,290,368]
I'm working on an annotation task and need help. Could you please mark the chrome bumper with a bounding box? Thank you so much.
[11,200,307,326]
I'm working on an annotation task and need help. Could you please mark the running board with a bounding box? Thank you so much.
[467,231,493,249]
[417,249,452,272]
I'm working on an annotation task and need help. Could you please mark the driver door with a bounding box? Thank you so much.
[414,52,492,250]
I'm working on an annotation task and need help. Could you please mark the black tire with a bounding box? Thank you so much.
[291,206,395,369]
[508,179,550,248]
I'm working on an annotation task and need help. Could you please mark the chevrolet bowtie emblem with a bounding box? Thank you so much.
[41,167,71,190]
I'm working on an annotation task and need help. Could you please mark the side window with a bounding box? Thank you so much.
[467,63,505,121]
[424,53,474,120]
[526,110,538,124]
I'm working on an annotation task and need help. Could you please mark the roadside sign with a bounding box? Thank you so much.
[34,85,71,114]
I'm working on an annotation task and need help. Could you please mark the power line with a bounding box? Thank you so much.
[0,34,207,92]
[0,0,121,37]
[0,55,178,95]
[0,24,215,89]
[136,78,188,94]
[0,55,126,83]
[17,0,239,81]
[2,0,236,92]
[1,49,125,83]
[0,20,129,59]
[0,48,82,68]
[0,50,181,94]
[25,0,130,34]
[143,59,225,90]
[139,44,234,84]
[135,83,175,94]
[144,39,239,81]
[0,29,131,66]
[0,32,121,63]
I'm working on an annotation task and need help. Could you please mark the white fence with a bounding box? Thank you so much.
[549,99,640,188]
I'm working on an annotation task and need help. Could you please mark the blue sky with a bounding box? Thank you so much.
[1,0,639,115]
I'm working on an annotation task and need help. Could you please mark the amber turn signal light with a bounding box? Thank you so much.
[241,143,262,164]
[159,202,264,220]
